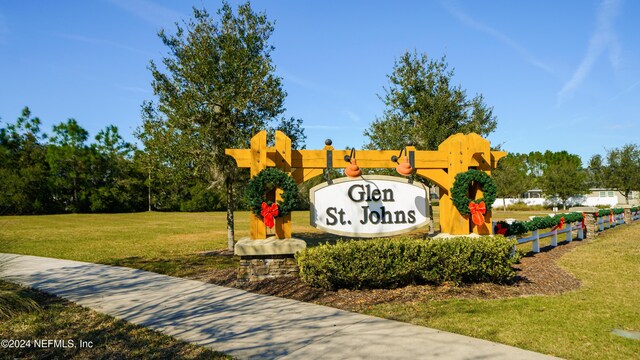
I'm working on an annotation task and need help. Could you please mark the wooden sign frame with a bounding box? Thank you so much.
[226,130,505,239]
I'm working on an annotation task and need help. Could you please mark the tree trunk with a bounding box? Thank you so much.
[148,169,152,212]
[226,178,235,252]
[503,198,507,211]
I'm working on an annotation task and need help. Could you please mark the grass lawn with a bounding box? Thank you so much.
[362,222,640,360]
[0,281,230,359]
[4,208,632,359]
[0,208,552,274]
[0,212,242,276]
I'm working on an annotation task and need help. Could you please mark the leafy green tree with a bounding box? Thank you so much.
[493,153,532,210]
[139,2,304,250]
[364,51,497,151]
[0,107,51,214]
[364,51,496,230]
[539,152,588,210]
[587,154,604,188]
[46,118,90,212]
[592,144,640,204]
[89,125,146,212]
[525,151,545,185]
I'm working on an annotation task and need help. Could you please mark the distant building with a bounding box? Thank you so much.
[493,188,639,209]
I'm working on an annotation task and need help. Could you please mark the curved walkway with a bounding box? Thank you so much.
[0,253,557,360]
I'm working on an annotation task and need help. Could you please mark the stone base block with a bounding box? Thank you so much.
[235,237,306,283]
[237,255,299,283]
[234,237,306,256]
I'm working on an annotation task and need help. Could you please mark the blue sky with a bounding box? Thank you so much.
[0,0,638,163]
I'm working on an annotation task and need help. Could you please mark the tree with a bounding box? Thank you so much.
[587,154,604,188]
[539,152,588,210]
[0,107,51,214]
[139,2,304,250]
[364,51,497,151]
[493,153,532,210]
[46,118,90,212]
[89,125,146,212]
[592,144,640,204]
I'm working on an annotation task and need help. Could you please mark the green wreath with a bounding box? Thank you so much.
[450,169,497,216]
[246,168,300,218]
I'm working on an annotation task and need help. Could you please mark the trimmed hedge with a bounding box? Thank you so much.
[296,236,518,290]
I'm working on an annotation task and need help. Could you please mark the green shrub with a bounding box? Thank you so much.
[296,236,518,290]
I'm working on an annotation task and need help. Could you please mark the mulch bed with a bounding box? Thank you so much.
[190,239,584,312]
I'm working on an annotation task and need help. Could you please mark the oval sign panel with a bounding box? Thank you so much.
[310,175,429,237]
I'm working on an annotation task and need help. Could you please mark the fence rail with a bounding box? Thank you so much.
[495,208,639,254]
[596,213,625,231]
[513,222,583,253]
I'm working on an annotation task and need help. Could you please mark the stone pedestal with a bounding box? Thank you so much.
[569,207,598,240]
[234,237,306,283]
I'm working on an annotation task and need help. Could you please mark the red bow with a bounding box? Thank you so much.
[469,201,486,226]
[581,212,586,229]
[552,217,565,231]
[495,223,508,235]
[610,209,614,223]
[261,202,279,229]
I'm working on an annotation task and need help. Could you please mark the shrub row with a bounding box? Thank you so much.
[505,202,547,211]
[296,236,518,290]
[596,208,623,217]
[496,212,585,236]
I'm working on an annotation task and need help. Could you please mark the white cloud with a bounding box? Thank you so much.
[610,79,640,101]
[56,33,154,57]
[557,0,622,103]
[441,1,554,74]
[109,0,184,28]
[345,110,360,123]
[607,122,635,130]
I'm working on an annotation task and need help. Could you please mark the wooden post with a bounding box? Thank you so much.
[250,131,267,240]
[274,131,292,239]
[532,230,540,253]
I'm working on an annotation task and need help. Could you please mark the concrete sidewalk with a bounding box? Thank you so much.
[0,253,557,359]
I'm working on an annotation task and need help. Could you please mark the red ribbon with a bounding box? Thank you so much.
[495,223,508,235]
[469,201,486,226]
[610,209,614,223]
[581,212,586,229]
[260,202,279,229]
[551,217,565,231]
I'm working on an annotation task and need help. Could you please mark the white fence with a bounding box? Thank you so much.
[496,210,638,254]
[513,221,583,253]
[596,213,626,231]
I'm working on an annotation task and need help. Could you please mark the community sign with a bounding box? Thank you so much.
[310,175,429,237]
